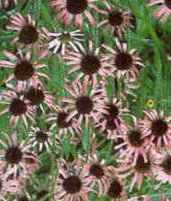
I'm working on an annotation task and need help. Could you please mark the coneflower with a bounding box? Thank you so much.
[0,50,48,90]
[64,41,111,86]
[0,87,36,127]
[50,0,99,27]
[102,39,144,81]
[0,133,39,177]
[139,110,171,149]
[148,0,171,22]
[54,159,93,201]
[98,2,135,38]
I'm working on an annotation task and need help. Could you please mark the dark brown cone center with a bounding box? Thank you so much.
[115,52,133,70]
[57,112,72,128]
[5,146,23,164]
[9,98,27,116]
[14,60,34,81]
[25,87,45,105]
[151,119,168,137]
[81,55,101,75]
[76,96,93,114]
[108,11,123,26]
[19,25,39,45]
[66,0,88,14]
[89,163,104,179]
[63,176,82,194]
[107,180,123,198]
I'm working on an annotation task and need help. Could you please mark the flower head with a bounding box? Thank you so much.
[64,41,111,86]
[139,110,171,149]
[44,28,84,56]
[0,132,39,177]
[118,153,154,191]
[148,0,171,22]
[0,87,36,127]
[95,97,128,140]
[115,121,150,165]
[63,80,106,125]
[24,84,55,112]
[46,105,81,141]
[98,2,135,38]
[0,50,48,90]
[50,0,98,27]
[152,149,171,184]
[54,159,93,201]
[82,154,115,195]
[28,127,52,153]
[7,13,44,47]
[102,39,144,81]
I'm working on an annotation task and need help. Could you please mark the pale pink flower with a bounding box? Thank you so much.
[81,154,115,195]
[0,87,36,127]
[7,12,44,47]
[98,2,135,38]
[63,80,107,126]
[46,106,81,140]
[54,159,93,201]
[50,0,99,27]
[139,110,171,149]
[148,0,171,22]
[28,127,53,153]
[24,84,55,112]
[95,97,129,140]
[102,38,144,81]
[152,149,171,184]
[43,28,84,56]
[0,132,39,177]
[64,41,111,86]
[0,50,48,90]
[115,121,150,165]
[118,153,155,191]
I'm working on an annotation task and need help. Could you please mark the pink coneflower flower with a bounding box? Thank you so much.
[148,0,171,22]
[63,80,106,125]
[118,153,154,191]
[28,127,52,153]
[50,0,99,27]
[0,0,17,10]
[95,98,128,140]
[102,39,144,81]
[0,87,36,127]
[105,177,127,201]
[152,150,171,184]
[64,41,111,86]
[139,110,171,149]
[115,122,150,165]
[0,133,39,177]
[7,13,43,46]
[43,28,84,56]
[82,154,115,195]
[46,106,81,140]
[98,2,135,38]
[0,50,48,90]
[0,173,26,198]
[5,173,26,195]
[24,84,55,112]
[54,159,93,201]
